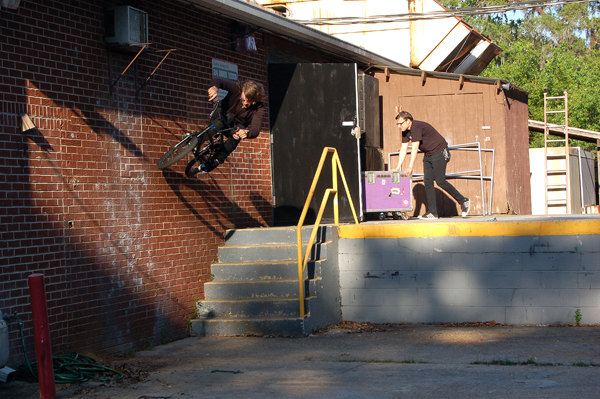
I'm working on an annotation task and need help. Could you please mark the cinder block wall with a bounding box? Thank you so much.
[1,0,271,364]
[338,220,600,325]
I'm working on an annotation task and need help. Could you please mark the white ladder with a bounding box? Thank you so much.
[544,88,571,214]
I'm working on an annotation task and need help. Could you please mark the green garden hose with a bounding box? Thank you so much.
[12,315,124,384]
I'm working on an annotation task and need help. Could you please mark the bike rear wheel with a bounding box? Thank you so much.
[184,157,202,178]
[157,136,198,169]
[184,140,221,177]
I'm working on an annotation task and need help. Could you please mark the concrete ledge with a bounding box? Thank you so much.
[337,216,600,325]
[339,215,600,238]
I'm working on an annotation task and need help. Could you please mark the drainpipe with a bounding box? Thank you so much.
[409,0,424,68]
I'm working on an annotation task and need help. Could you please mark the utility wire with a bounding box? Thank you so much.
[294,0,597,25]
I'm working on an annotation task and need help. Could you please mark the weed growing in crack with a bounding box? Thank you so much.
[472,358,554,366]
[337,358,427,364]
[575,308,582,326]
[572,361,600,367]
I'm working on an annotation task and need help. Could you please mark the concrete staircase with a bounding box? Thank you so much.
[189,225,341,337]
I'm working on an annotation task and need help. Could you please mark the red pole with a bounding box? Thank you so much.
[28,273,56,399]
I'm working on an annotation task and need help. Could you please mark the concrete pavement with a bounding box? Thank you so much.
[3,322,600,398]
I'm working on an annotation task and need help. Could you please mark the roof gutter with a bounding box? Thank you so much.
[382,65,529,95]
[185,0,407,69]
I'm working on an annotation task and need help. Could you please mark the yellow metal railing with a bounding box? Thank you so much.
[296,147,359,317]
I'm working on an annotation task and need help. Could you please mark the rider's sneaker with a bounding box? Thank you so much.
[418,213,438,220]
[461,198,470,217]
[186,167,200,178]
[201,159,219,173]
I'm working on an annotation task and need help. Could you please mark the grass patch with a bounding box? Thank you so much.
[572,361,600,367]
[337,358,426,364]
[472,358,554,366]
[401,358,427,364]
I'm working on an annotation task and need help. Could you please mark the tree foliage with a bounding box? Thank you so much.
[440,0,600,152]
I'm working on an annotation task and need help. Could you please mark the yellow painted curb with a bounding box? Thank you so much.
[338,219,600,239]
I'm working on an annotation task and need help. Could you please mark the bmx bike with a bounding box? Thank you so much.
[156,101,235,177]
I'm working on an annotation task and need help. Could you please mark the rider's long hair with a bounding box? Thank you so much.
[240,80,267,104]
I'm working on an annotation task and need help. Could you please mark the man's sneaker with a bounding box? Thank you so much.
[461,199,470,217]
[200,159,219,173]
[418,213,438,220]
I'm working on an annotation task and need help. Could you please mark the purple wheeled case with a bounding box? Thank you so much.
[361,171,413,214]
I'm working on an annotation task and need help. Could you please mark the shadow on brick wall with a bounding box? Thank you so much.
[161,168,269,235]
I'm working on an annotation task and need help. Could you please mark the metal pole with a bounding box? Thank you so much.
[564,88,571,214]
[489,149,495,215]
[476,142,486,215]
[110,43,149,90]
[28,274,56,399]
[332,151,339,226]
[544,88,548,214]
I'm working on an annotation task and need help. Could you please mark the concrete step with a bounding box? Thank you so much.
[197,296,316,319]
[190,315,307,337]
[218,242,330,264]
[224,225,332,246]
[203,279,319,300]
[211,259,323,281]
[191,225,340,337]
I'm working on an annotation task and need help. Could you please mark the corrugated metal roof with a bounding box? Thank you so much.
[528,120,600,142]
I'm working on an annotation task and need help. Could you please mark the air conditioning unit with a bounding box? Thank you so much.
[1,0,22,9]
[104,6,148,48]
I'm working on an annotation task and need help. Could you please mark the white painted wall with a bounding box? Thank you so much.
[259,0,471,69]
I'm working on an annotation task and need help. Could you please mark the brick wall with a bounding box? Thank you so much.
[1,0,272,364]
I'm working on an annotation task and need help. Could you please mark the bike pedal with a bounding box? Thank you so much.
[167,140,175,150]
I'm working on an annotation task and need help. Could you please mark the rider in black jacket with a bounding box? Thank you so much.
[203,78,267,172]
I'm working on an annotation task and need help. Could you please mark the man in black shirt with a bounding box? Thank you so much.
[393,111,470,219]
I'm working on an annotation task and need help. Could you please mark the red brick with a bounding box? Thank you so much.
[0,0,287,363]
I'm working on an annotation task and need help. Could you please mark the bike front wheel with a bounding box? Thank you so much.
[156,136,199,169]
